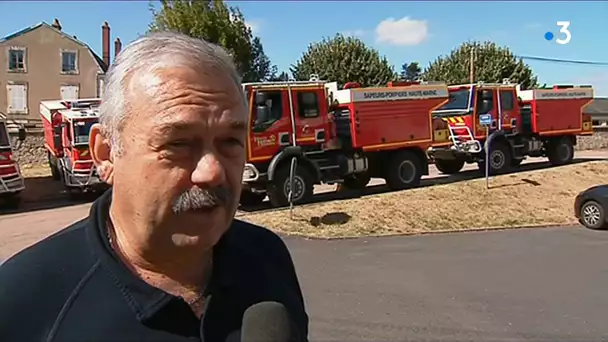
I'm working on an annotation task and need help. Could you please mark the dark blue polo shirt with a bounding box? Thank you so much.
[0,189,309,341]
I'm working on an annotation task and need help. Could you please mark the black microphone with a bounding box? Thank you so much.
[240,301,300,342]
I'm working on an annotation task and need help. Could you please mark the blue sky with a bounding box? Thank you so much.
[1,1,607,95]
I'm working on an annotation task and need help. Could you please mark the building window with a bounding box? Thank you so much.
[7,47,26,72]
[6,83,28,114]
[60,85,80,100]
[61,50,78,74]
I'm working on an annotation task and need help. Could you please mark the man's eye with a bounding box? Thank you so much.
[222,138,244,147]
[168,140,191,148]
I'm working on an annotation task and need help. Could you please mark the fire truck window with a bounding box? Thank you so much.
[73,121,96,145]
[297,92,320,118]
[252,91,283,132]
[500,91,514,110]
[476,90,494,113]
[0,124,9,147]
[439,89,471,110]
[65,124,72,143]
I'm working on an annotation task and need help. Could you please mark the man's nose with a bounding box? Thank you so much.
[191,152,226,187]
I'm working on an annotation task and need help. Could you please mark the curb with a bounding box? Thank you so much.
[276,222,581,241]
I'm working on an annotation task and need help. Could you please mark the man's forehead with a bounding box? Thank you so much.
[126,66,247,125]
[154,116,247,133]
[128,65,243,104]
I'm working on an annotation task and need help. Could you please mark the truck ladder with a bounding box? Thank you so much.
[447,125,482,153]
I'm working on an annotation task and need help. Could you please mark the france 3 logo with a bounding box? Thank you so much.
[544,21,571,45]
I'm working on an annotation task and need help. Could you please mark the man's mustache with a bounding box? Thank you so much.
[172,186,233,214]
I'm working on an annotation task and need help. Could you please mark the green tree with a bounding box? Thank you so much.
[148,0,276,82]
[422,41,538,89]
[399,62,421,81]
[270,71,290,81]
[290,34,397,88]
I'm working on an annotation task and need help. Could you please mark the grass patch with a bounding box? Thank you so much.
[238,161,608,239]
[20,164,51,178]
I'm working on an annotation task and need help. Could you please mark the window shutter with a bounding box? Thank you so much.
[6,85,13,112]
[6,84,27,113]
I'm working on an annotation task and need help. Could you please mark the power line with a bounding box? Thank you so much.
[515,55,608,66]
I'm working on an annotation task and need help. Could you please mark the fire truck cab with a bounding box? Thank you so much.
[40,98,108,196]
[428,80,595,175]
[0,116,26,207]
[241,75,449,207]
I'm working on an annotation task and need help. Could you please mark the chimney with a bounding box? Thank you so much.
[52,18,62,31]
[102,21,111,67]
[114,38,122,58]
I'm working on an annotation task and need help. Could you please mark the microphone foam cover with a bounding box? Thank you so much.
[241,301,296,342]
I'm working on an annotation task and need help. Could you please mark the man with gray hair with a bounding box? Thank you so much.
[0,32,308,341]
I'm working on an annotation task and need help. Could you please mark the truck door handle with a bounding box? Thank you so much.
[302,125,309,133]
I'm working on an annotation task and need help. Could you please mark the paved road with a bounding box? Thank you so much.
[287,226,608,341]
[0,202,91,261]
[7,222,603,341]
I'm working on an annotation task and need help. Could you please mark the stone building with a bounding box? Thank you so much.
[0,19,121,132]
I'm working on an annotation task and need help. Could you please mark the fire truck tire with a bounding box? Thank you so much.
[547,137,574,166]
[434,159,465,175]
[240,190,266,207]
[478,141,511,175]
[47,152,60,181]
[385,151,422,191]
[268,164,314,207]
[337,173,371,192]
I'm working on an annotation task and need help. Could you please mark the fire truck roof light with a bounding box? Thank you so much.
[343,82,360,89]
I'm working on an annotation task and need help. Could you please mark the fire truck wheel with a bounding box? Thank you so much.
[239,190,266,207]
[434,159,465,175]
[480,142,511,175]
[47,152,60,181]
[547,137,574,166]
[268,165,314,207]
[385,151,422,191]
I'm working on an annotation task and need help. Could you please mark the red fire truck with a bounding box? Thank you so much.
[427,81,595,175]
[40,98,109,197]
[0,115,26,207]
[240,76,450,207]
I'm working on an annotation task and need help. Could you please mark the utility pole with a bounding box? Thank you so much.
[469,46,475,83]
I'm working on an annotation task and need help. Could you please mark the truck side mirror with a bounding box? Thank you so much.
[255,92,268,106]
[17,127,26,141]
[255,105,270,125]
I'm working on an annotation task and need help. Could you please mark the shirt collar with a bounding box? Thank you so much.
[86,188,243,321]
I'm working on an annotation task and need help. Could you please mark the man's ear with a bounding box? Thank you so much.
[89,123,115,185]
